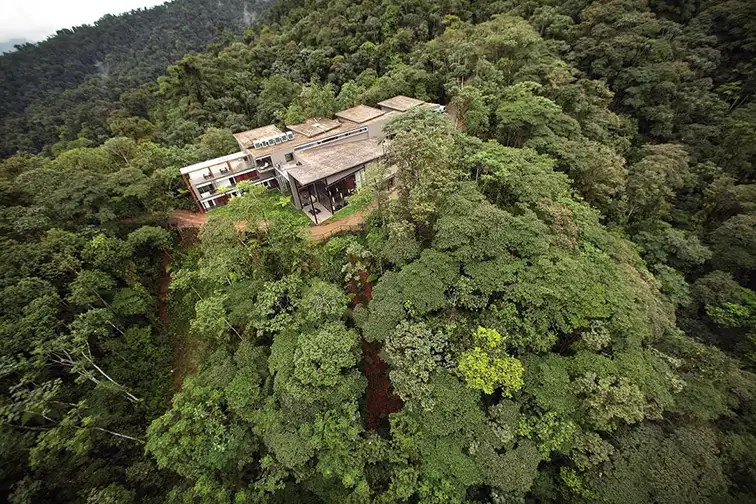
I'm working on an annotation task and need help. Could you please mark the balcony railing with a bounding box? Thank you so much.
[194,159,255,186]
[198,185,237,201]
[197,173,278,201]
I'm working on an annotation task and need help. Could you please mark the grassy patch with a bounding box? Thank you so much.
[332,202,368,220]
[208,204,230,217]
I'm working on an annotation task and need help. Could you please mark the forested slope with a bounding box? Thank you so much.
[0,0,267,157]
[1,0,756,502]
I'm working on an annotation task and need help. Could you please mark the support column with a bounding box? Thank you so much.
[326,184,335,214]
[308,186,318,225]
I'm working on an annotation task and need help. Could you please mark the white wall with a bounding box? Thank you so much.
[188,168,212,184]
[367,116,391,138]
[215,177,233,189]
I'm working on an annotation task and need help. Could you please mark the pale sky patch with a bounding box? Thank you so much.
[0,0,170,42]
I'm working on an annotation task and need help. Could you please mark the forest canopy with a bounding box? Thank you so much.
[1,0,755,502]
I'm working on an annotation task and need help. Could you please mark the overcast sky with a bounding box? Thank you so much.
[0,0,169,42]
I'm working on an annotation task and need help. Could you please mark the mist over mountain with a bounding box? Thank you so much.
[0,0,266,156]
[0,37,29,53]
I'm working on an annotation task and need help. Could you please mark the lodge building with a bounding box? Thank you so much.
[179,95,443,224]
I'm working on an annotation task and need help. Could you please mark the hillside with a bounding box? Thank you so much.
[0,0,267,157]
[0,0,755,502]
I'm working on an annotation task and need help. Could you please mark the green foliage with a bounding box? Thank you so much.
[4,0,756,501]
[293,323,360,388]
[384,321,447,407]
[572,373,647,430]
[146,378,251,480]
[457,327,524,396]
[457,347,524,395]
[582,424,728,504]
[296,279,350,327]
[385,108,464,227]
[190,295,230,343]
[0,0,263,156]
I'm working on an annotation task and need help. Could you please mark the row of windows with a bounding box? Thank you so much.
[293,126,368,153]
[259,127,369,169]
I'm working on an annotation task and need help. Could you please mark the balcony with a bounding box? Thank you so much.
[197,173,279,201]
[193,158,256,186]
[197,184,238,201]
[255,156,275,173]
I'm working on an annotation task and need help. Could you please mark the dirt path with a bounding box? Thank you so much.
[308,206,374,240]
[168,210,208,228]
[168,206,373,241]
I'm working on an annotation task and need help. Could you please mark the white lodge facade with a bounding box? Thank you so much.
[179,96,443,224]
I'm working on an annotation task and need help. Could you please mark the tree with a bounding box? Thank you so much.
[710,214,756,279]
[450,85,490,136]
[582,424,727,504]
[495,82,579,148]
[384,321,447,408]
[457,327,524,396]
[294,323,360,389]
[626,144,690,225]
[146,378,252,480]
[384,107,463,230]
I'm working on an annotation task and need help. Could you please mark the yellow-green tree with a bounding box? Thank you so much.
[457,327,524,395]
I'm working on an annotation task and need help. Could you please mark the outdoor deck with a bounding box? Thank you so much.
[303,201,333,224]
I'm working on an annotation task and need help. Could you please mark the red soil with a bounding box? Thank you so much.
[168,210,208,229]
[350,270,403,430]
[362,340,404,430]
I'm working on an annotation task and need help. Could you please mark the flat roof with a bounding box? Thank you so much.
[377,95,425,111]
[335,104,385,124]
[287,117,341,138]
[233,125,284,149]
[248,110,401,158]
[180,151,249,175]
[286,139,385,186]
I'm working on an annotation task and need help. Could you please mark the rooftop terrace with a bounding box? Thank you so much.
[287,117,341,138]
[377,95,425,111]
[233,125,284,149]
[226,95,429,161]
[335,104,385,124]
[285,138,385,186]
[179,151,249,175]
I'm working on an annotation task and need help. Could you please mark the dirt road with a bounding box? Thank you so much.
[169,207,372,240]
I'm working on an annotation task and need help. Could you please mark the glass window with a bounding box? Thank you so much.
[285,152,294,162]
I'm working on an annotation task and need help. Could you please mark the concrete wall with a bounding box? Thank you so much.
[367,116,391,139]
[290,174,303,208]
